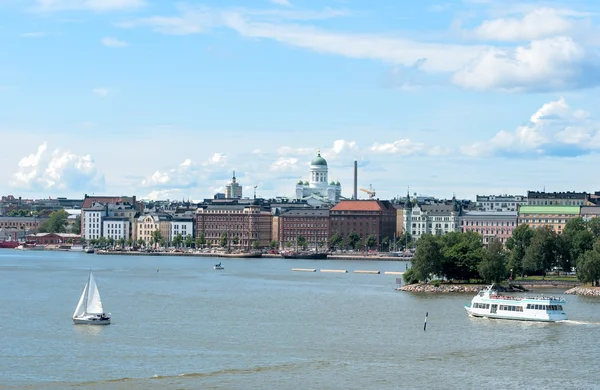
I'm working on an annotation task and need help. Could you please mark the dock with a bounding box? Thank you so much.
[291,268,317,272]
[320,269,348,273]
[353,270,380,274]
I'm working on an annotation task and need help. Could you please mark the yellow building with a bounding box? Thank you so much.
[135,213,172,245]
[517,206,580,233]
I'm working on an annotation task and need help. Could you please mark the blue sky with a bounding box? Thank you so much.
[2,0,600,201]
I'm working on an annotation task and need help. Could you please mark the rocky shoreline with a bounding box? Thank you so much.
[564,286,600,296]
[398,282,586,294]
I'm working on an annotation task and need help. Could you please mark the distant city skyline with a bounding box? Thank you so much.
[2,0,600,201]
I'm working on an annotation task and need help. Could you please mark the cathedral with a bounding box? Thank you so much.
[295,150,341,204]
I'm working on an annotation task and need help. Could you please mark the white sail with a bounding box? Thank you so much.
[85,272,104,315]
[73,283,87,318]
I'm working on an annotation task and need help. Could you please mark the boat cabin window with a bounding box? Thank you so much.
[499,305,523,312]
[473,303,490,309]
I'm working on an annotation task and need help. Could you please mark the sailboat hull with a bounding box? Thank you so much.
[73,317,111,325]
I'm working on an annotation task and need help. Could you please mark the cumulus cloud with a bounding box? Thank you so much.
[452,37,600,92]
[271,157,298,171]
[461,97,600,157]
[11,143,105,191]
[370,139,426,155]
[471,8,578,41]
[32,0,146,12]
[101,37,128,47]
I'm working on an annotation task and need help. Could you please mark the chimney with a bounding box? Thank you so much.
[353,160,358,200]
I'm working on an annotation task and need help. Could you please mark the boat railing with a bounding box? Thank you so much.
[490,294,565,303]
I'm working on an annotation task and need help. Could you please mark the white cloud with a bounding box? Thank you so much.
[22,32,47,38]
[101,37,128,47]
[472,8,577,41]
[270,0,292,7]
[11,143,105,191]
[32,0,146,12]
[92,87,110,97]
[370,139,426,155]
[206,153,227,166]
[452,37,600,92]
[461,98,600,157]
[271,157,298,171]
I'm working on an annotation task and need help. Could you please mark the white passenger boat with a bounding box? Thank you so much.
[465,285,567,322]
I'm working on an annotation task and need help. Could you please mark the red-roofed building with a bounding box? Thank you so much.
[330,200,396,249]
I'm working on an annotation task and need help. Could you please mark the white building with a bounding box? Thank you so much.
[295,150,341,204]
[82,203,107,240]
[170,217,194,242]
[476,195,526,212]
[225,171,243,199]
[404,202,460,240]
[101,218,130,242]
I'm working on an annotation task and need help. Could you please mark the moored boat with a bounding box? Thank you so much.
[0,240,20,249]
[214,262,224,270]
[281,251,328,260]
[465,285,567,322]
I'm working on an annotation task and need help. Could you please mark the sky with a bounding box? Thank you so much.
[2,0,600,202]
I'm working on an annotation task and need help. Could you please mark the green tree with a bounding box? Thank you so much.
[232,236,240,246]
[252,240,260,250]
[38,210,69,233]
[126,238,133,247]
[137,238,145,247]
[329,233,343,250]
[576,245,600,286]
[107,237,115,248]
[397,231,413,250]
[269,240,278,250]
[297,235,307,250]
[586,217,600,238]
[172,233,183,248]
[220,232,228,248]
[72,216,81,234]
[478,239,508,283]
[381,236,390,252]
[506,224,534,277]
[151,230,163,248]
[196,233,206,248]
[366,234,377,250]
[562,217,594,270]
[346,231,361,250]
[185,234,193,248]
[523,226,558,275]
[440,231,484,282]
[410,234,443,283]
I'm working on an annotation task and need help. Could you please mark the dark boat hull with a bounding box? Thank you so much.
[281,253,328,260]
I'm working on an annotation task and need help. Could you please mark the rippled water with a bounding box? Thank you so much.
[1,250,599,389]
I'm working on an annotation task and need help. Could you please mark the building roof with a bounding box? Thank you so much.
[518,205,580,215]
[331,200,388,212]
[527,191,588,199]
[310,151,327,166]
[27,233,81,238]
[281,209,330,217]
[461,211,518,218]
[579,206,600,215]
[419,204,457,215]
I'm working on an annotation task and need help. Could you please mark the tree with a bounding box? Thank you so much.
[173,233,184,248]
[366,234,377,250]
[410,234,443,283]
[107,237,115,248]
[151,230,163,248]
[38,210,69,233]
[397,231,413,250]
[126,238,133,247]
[232,236,240,246]
[72,216,81,234]
[269,240,278,250]
[561,217,594,270]
[185,235,193,248]
[346,231,361,250]
[381,236,390,252]
[297,235,307,250]
[506,224,534,277]
[478,239,508,283]
[220,232,228,248]
[252,240,260,250]
[440,231,484,282]
[196,233,206,248]
[577,246,600,286]
[137,238,145,247]
[329,233,342,250]
[523,226,558,275]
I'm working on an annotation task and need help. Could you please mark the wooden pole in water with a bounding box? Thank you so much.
[423,312,428,331]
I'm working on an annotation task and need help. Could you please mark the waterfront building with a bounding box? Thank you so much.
[0,216,46,232]
[476,195,526,212]
[526,191,591,206]
[225,171,243,199]
[0,228,27,241]
[460,211,518,245]
[295,150,342,204]
[170,216,195,242]
[135,213,172,245]
[403,201,460,240]
[80,194,142,238]
[196,204,272,249]
[26,233,81,245]
[517,205,580,233]
[82,203,106,241]
[101,217,130,243]
[330,200,396,249]
[277,208,329,250]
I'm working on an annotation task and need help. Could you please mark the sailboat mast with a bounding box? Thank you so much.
[84,270,91,313]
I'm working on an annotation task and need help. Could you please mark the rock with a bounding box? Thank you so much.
[398,284,484,293]
[564,287,600,296]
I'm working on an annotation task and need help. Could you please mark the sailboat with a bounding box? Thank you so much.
[72,271,111,325]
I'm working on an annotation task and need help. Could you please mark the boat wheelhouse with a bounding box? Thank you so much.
[465,285,567,322]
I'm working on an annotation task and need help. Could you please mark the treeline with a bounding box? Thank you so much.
[404,217,600,286]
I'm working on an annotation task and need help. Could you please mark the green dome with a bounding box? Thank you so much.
[335,181,340,186]
[303,181,309,185]
[297,179,303,185]
[310,151,327,166]
[329,181,335,185]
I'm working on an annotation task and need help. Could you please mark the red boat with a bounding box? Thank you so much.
[0,241,20,249]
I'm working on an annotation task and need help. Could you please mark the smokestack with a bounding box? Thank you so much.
[353,160,358,200]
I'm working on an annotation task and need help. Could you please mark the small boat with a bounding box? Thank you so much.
[281,251,328,260]
[73,271,111,325]
[84,247,95,254]
[465,285,567,322]
[214,262,224,270]
[0,240,20,249]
